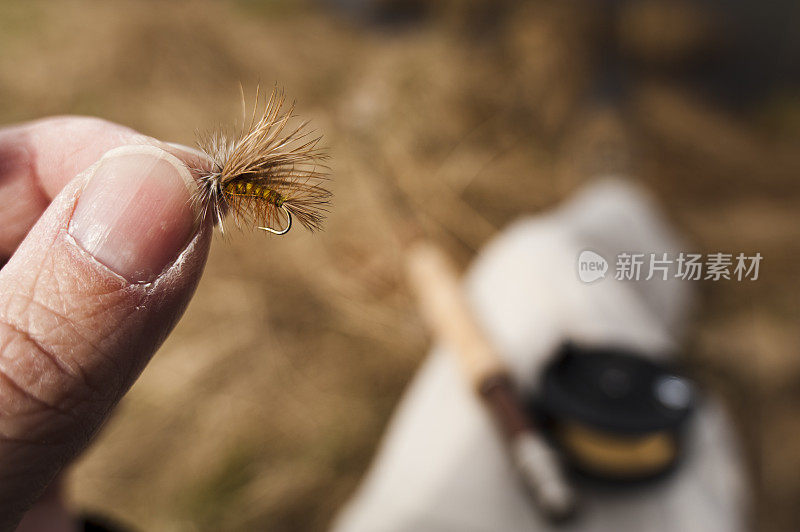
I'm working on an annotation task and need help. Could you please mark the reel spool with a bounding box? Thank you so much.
[531,343,696,483]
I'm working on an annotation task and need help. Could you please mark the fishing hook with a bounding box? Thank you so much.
[259,204,292,235]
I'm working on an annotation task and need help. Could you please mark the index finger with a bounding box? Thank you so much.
[0,116,205,259]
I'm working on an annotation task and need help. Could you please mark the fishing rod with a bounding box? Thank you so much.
[359,142,576,521]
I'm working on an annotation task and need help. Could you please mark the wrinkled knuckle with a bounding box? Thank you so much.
[0,336,92,449]
[0,361,75,440]
[0,309,101,411]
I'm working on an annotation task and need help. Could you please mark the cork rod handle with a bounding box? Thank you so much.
[405,240,507,389]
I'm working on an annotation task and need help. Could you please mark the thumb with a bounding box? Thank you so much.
[0,144,211,527]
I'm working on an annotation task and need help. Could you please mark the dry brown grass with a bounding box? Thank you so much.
[1,1,798,530]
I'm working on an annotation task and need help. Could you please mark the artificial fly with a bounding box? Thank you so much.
[193,86,331,235]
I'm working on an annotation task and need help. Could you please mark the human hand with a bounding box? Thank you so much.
[0,117,211,529]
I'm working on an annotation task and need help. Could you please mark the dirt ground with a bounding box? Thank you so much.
[1,1,798,530]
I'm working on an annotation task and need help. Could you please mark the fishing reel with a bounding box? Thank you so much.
[529,343,696,484]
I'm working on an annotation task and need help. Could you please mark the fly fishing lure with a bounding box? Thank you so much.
[193,87,330,235]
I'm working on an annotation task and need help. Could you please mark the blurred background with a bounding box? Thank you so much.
[1,0,799,530]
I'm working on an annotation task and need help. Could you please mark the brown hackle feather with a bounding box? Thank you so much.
[193,86,331,234]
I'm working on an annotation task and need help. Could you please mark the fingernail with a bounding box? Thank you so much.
[69,145,198,283]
